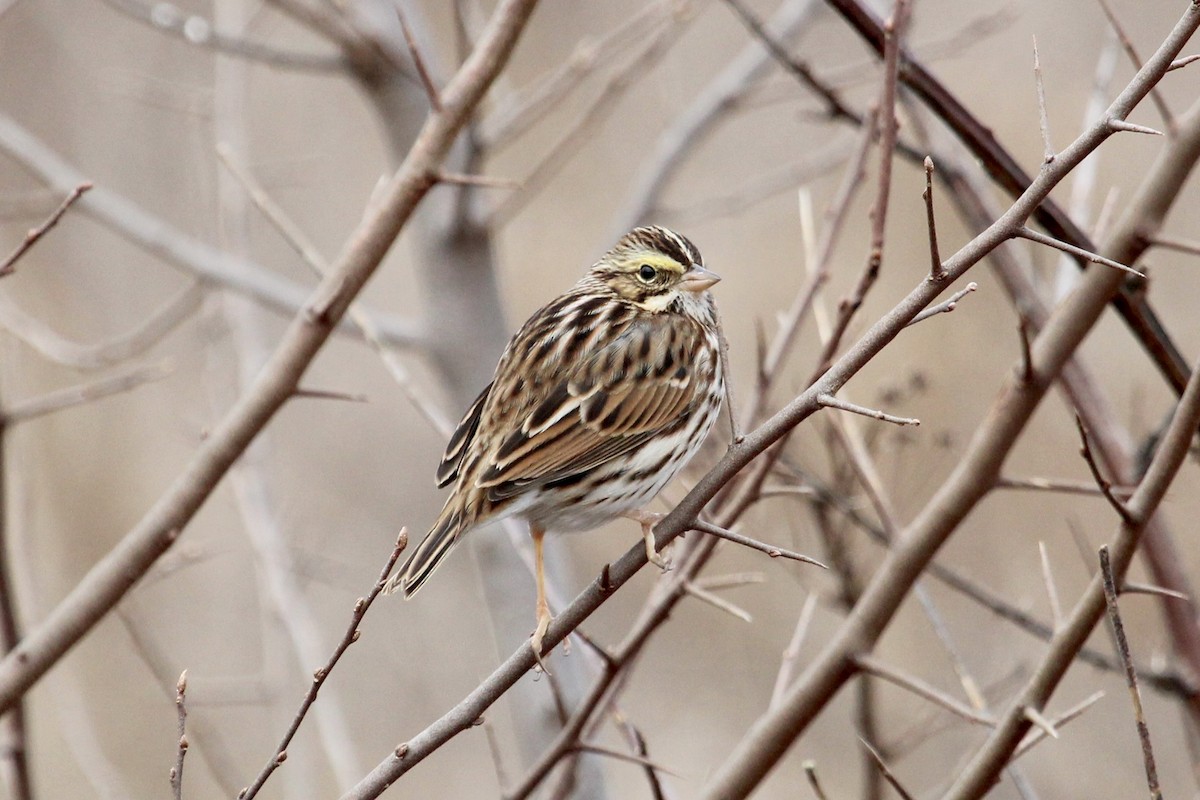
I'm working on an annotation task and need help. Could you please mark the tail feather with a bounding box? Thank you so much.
[386,506,464,597]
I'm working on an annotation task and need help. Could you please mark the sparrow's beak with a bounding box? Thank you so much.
[679,265,721,292]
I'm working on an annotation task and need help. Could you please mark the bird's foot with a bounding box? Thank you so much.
[624,510,670,572]
[530,604,552,675]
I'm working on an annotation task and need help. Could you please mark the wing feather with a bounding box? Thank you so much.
[478,313,707,497]
[435,382,492,488]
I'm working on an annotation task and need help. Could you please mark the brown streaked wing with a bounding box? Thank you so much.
[435,381,493,488]
[478,314,704,498]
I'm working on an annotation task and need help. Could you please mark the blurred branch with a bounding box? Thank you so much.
[611,0,819,236]
[101,0,347,72]
[483,0,678,147]
[697,4,1200,794]
[0,281,203,370]
[946,349,1200,798]
[344,8,1200,796]
[823,0,1192,397]
[216,144,453,435]
[930,94,1200,720]
[0,0,540,714]
[0,361,171,425]
[239,530,408,800]
[0,114,425,350]
[0,181,91,277]
[0,401,30,800]
[491,2,696,225]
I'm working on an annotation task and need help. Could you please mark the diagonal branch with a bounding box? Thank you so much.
[0,0,541,715]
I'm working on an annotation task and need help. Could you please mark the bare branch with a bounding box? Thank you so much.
[1122,581,1189,601]
[1,362,171,425]
[1150,232,1200,257]
[0,0,538,717]
[1169,53,1200,70]
[859,737,916,800]
[684,581,752,623]
[1032,36,1055,163]
[1074,413,1136,524]
[238,530,408,800]
[1097,0,1175,130]
[0,181,91,276]
[1015,225,1145,278]
[395,5,441,111]
[101,0,346,71]
[906,282,977,326]
[817,393,919,427]
[0,115,424,349]
[923,156,946,280]
[804,762,830,800]
[771,592,819,709]
[854,655,995,728]
[1038,542,1064,630]
[0,281,202,369]
[169,670,188,800]
[1013,691,1105,759]
[995,475,1134,497]
[1100,545,1163,800]
[689,519,827,568]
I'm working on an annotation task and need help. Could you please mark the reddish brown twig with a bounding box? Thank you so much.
[238,530,408,800]
[0,181,91,276]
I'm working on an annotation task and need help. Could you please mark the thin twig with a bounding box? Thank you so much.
[1022,706,1058,739]
[1100,544,1163,800]
[815,0,910,373]
[1074,413,1136,524]
[1,362,172,425]
[995,475,1134,497]
[395,5,441,111]
[1038,542,1063,630]
[804,762,830,800]
[1123,581,1189,601]
[817,393,919,427]
[435,171,518,189]
[170,670,188,800]
[1032,36,1054,163]
[923,156,946,280]
[770,592,819,709]
[906,282,977,326]
[1169,53,1200,71]
[689,519,827,568]
[0,182,91,276]
[859,737,916,800]
[571,742,680,778]
[684,581,752,623]
[291,387,369,403]
[1017,318,1034,384]
[1097,0,1174,131]
[238,529,408,800]
[1013,691,1105,759]
[854,655,995,727]
[1015,225,1145,278]
[1151,233,1200,257]
[214,144,452,436]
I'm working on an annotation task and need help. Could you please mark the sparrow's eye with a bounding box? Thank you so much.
[637,264,657,282]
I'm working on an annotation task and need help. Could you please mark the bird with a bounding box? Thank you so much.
[386,225,725,659]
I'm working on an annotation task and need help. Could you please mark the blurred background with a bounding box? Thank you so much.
[0,0,1198,797]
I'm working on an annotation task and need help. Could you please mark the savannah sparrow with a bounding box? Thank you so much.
[387,225,725,657]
